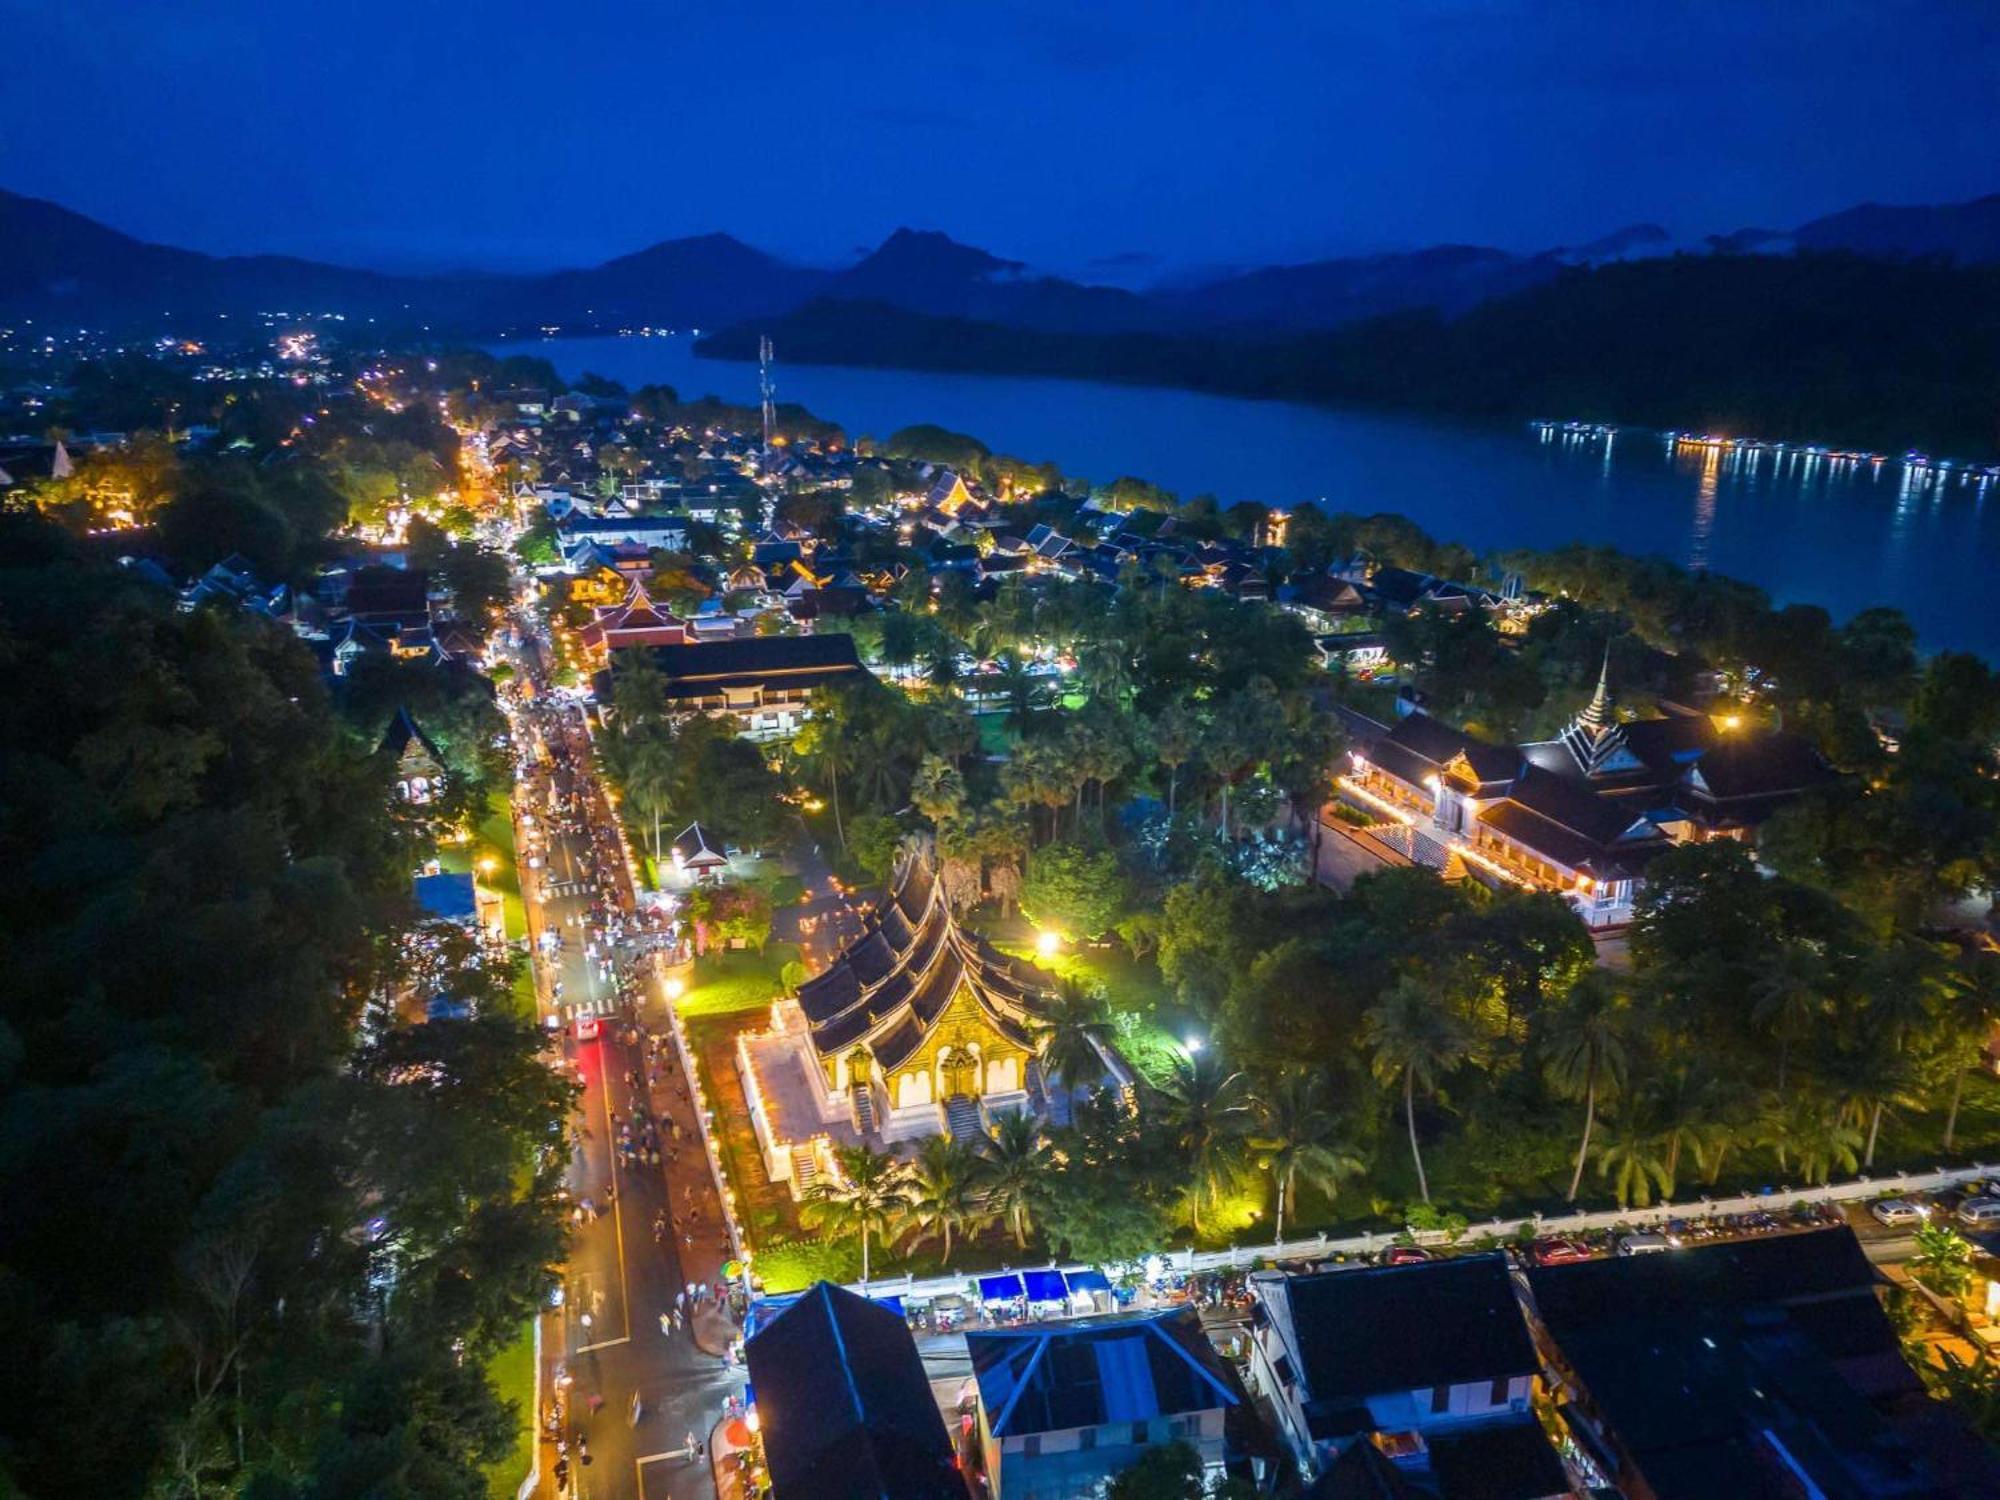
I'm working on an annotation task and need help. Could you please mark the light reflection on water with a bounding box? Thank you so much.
[500,335,2000,655]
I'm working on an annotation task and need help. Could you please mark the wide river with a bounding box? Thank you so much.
[498,335,2000,657]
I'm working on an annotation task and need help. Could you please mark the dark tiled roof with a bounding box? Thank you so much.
[1522,1230,1966,1500]
[1425,1420,1570,1500]
[620,633,870,700]
[745,1282,961,1500]
[1306,1440,1423,1499]
[1276,1255,1537,1408]
[967,1307,1239,1438]
[794,854,1053,1067]
[1688,731,1837,802]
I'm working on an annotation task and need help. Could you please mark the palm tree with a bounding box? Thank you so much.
[1363,976,1471,1205]
[1157,1052,1254,1234]
[1593,1120,1673,1209]
[1253,1072,1364,1244]
[632,735,680,869]
[1790,1109,1865,1186]
[1542,971,1631,1202]
[796,712,856,852]
[1032,981,1116,1094]
[910,754,966,828]
[1940,951,2000,1153]
[903,1136,990,1266]
[992,651,1048,737]
[799,1144,915,1284]
[1819,1034,1920,1169]
[1202,716,1251,837]
[978,1111,1049,1249]
[1749,941,1826,1097]
[1641,1062,1731,1192]
[1151,702,1200,818]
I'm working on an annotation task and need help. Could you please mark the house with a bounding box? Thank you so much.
[1248,1255,1569,1497]
[342,565,432,635]
[602,633,873,740]
[1316,632,1390,673]
[965,1307,1244,1499]
[737,851,1131,1196]
[1346,660,1837,927]
[557,511,689,559]
[668,822,729,883]
[1522,1229,2000,1499]
[577,580,686,663]
[380,707,447,804]
[927,469,976,517]
[744,1281,962,1500]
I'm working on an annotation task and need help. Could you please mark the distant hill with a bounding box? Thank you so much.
[513,232,828,329]
[701,254,2000,457]
[1160,243,1564,331]
[1792,193,2000,263]
[816,228,1165,334]
[0,188,461,325]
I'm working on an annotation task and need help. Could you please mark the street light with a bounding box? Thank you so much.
[1035,929,1062,958]
[664,976,686,1001]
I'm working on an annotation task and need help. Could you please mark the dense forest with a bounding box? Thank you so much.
[0,516,571,1497]
[701,253,2000,458]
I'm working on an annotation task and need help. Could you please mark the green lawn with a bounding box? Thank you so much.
[675,943,801,1018]
[482,1318,537,1500]
[440,789,527,941]
[975,713,1018,758]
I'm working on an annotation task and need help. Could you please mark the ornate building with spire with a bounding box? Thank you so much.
[1347,663,1836,928]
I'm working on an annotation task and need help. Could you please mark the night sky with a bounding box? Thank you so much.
[6,0,1995,280]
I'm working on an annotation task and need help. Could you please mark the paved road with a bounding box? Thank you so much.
[507,639,743,1499]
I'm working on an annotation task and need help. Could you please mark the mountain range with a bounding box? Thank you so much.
[4,186,1998,341]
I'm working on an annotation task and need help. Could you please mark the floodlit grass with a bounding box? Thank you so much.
[675,943,801,1019]
[505,964,538,1022]
[482,1319,537,1500]
[976,714,1018,758]
[442,789,528,941]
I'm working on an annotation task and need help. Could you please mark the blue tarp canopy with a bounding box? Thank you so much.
[1023,1270,1067,1303]
[1064,1269,1112,1294]
[978,1274,1025,1302]
[414,872,477,922]
[864,1294,904,1316]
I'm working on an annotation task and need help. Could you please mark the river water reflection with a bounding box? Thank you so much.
[498,335,2000,656]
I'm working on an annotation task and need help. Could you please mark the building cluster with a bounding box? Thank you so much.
[741,1229,2000,1500]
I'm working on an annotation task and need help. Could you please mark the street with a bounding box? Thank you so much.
[507,623,745,1499]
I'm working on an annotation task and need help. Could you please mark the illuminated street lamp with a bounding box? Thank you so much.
[664,975,686,1001]
[1034,929,1062,958]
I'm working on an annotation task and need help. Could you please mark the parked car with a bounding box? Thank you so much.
[1528,1237,1595,1266]
[1615,1232,1675,1256]
[1869,1198,1927,1227]
[1383,1244,1435,1266]
[1958,1197,2000,1228]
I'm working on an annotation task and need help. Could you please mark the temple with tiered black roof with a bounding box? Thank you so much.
[735,852,1129,1197]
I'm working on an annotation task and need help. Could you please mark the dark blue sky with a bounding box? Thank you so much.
[5,0,1995,281]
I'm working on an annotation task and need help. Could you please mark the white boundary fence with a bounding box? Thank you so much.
[512,1315,543,1500]
[833,1161,1997,1304]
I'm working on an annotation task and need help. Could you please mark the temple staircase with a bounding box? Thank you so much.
[944,1094,985,1142]
[850,1082,877,1136]
[790,1144,819,1195]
